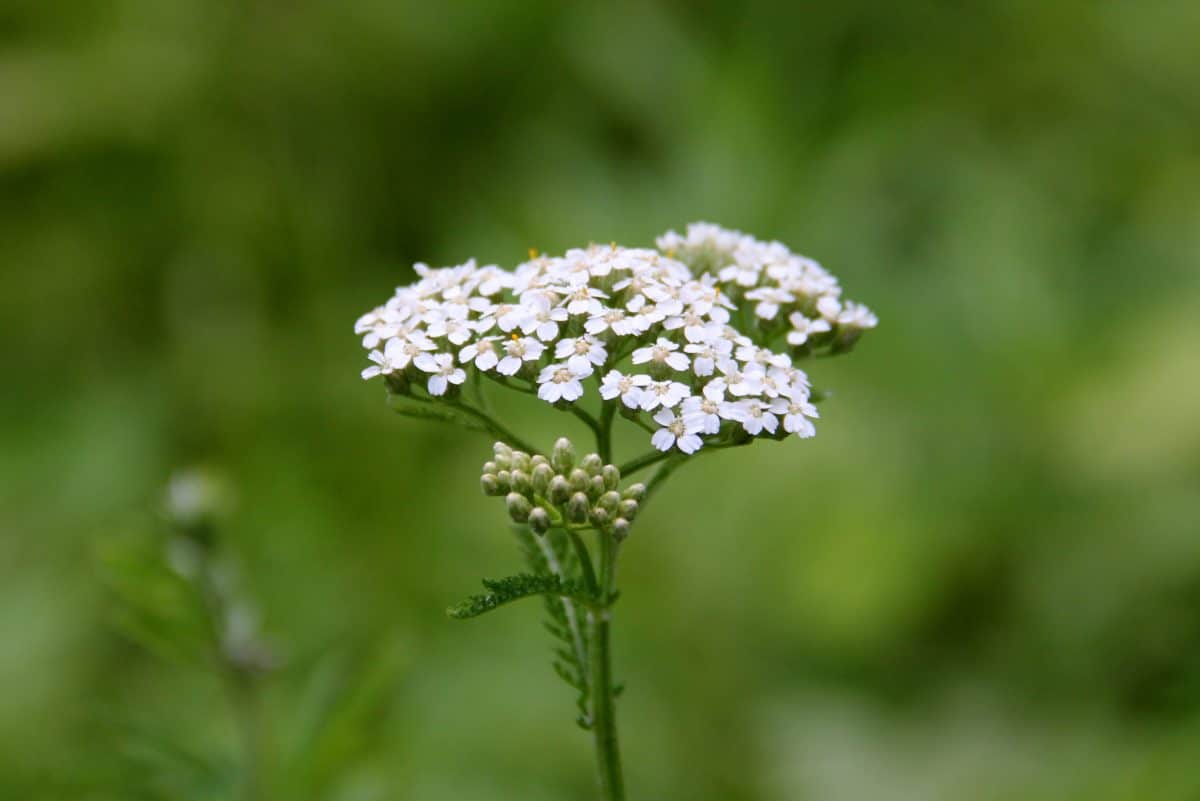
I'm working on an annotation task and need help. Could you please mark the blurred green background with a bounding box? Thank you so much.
[3,1,1200,799]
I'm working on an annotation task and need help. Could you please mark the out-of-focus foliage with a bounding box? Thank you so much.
[2,0,1198,799]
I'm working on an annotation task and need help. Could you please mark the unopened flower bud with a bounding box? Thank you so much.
[598,491,621,514]
[482,460,498,476]
[551,438,576,473]
[528,507,551,535]
[569,468,590,492]
[567,492,590,524]
[495,470,512,493]
[618,498,639,521]
[480,473,502,496]
[531,463,554,494]
[622,483,646,502]
[510,469,531,495]
[506,492,532,523]
[612,517,631,540]
[602,464,621,490]
[580,454,603,475]
[530,454,550,470]
[493,442,513,470]
[588,475,606,500]
[590,507,610,527]
[511,451,531,473]
[548,475,571,505]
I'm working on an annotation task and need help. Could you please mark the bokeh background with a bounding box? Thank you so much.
[3,1,1200,799]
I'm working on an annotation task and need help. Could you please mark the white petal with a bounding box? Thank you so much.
[428,375,448,395]
[651,429,675,452]
[666,353,690,371]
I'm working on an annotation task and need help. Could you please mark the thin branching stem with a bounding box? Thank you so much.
[617,449,673,477]
[597,400,617,463]
[645,456,687,499]
[569,404,604,442]
[566,529,599,598]
[447,400,541,454]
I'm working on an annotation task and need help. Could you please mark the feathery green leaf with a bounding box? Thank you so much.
[447,573,591,619]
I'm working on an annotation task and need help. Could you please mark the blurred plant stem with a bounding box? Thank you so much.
[177,488,274,801]
[195,561,271,800]
[227,670,266,801]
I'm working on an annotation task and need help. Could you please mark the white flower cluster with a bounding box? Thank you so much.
[356,223,876,456]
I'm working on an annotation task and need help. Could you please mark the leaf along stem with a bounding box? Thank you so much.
[534,533,591,706]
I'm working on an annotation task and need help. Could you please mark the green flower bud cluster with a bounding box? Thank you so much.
[481,439,643,538]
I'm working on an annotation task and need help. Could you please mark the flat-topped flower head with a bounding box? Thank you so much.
[357,223,876,456]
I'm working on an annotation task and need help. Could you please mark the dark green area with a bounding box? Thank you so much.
[2,1,1199,799]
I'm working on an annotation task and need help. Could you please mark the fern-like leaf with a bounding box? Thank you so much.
[515,527,594,726]
[447,573,590,620]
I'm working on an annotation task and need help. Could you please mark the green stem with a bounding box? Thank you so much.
[445,399,541,455]
[645,455,687,499]
[229,671,265,801]
[617,449,673,477]
[589,532,624,801]
[566,529,599,597]
[597,400,617,464]
[195,559,265,801]
[569,404,604,443]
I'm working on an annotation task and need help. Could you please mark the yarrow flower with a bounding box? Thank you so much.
[650,408,704,454]
[356,222,876,456]
[537,362,589,403]
[357,227,879,801]
[414,352,466,396]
